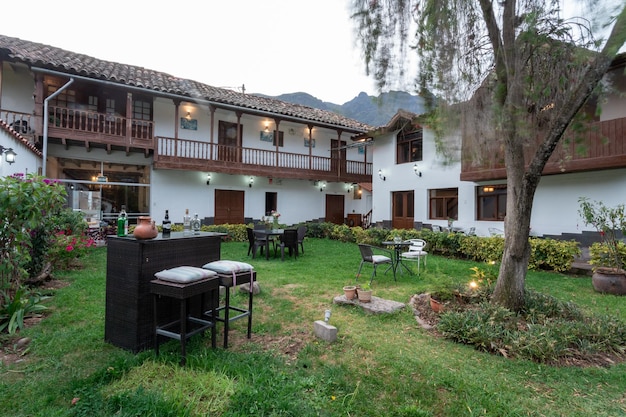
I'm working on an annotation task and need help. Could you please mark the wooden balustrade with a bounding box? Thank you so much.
[155,137,372,182]
[0,110,33,134]
[46,105,153,143]
[461,116,626,181]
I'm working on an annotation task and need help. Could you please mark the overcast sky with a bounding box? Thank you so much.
[3,1,622,105]
[1,0,379,104]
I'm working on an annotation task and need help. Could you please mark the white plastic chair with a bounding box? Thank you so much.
[400,239,428,275]
[488,227,504,237]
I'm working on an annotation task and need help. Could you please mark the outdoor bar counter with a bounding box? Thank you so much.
[104,232,226,352]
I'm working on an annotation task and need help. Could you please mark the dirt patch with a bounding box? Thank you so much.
[409,292,626,368]
[226,328,315,364]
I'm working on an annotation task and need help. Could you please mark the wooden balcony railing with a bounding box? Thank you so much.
[0,110,34,135]
[461,116,626,181]
[155,136,372,182]
[46,105,154,149]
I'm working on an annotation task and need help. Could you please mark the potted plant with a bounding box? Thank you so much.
[578,198,626,295]
[342,284,357,300]
[356,282,372,303]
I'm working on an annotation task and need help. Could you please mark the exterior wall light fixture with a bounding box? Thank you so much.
[378,169,386,181]
[206,173,211,185]
[320,182,326,192]
[413,164,422,177]
[0,145,17,165]
[249,177,254,188]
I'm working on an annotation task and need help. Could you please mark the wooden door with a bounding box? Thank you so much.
[392,191,415,229]
[330,139,346,175]
[218,121,241,162]
[325,194,345,224]
[214,189,244,224]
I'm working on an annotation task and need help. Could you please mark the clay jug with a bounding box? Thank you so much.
[133,216,158,240]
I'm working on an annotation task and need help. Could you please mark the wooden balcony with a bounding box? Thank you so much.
[461,117,626,181]
[46,106,154,153]
[154,137,373,183]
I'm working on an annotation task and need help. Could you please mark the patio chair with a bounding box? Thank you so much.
[356,244,395,285]
[400,239,428,275]
[246,227,267,258]
[488,227,504,237]
[277,229,299,261]
[297,225,307,254]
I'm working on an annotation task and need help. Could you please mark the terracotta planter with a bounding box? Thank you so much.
[429,296,444,313]
[133,216,158,240]
[343,285,357,300]
[357,289,372,303]
[592,267,626,295]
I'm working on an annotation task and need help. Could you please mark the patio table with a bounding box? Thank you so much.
[254,229,284,260]
[382,240,412,275]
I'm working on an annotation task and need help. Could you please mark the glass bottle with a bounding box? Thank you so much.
[162,209,171,238]
[183,208,191,236]
[117,205,128,237]
[191,213,201,235]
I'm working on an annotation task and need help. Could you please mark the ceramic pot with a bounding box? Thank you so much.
[429,296,444,313]
[343,285,357,300]
[133,216,158,240]
[592,268,626,295]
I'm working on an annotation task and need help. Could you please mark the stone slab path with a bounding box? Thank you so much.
[333,294,405,314]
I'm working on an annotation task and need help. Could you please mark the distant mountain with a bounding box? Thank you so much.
[255,91,426,127]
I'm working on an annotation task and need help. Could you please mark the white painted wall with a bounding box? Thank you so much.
[0,129,41,177]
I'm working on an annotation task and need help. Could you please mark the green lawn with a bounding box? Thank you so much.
[1,238,625,416]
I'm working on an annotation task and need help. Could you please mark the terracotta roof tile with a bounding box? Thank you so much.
[0,35,373,133]
[0,120,42,157]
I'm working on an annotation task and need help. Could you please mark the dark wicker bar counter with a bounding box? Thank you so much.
[105,232,225,353]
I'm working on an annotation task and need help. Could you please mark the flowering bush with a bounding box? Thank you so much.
[48,231,96,271]
[271,210,281,219]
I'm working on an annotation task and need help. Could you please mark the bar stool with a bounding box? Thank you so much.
[202,260,256,348]
[151,266,219,365]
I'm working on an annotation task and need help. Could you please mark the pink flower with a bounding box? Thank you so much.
[65,245,74,252]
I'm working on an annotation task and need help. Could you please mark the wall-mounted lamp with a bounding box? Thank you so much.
[0,145,17,165]
[249,177,254,188]
[264,123,270,132]
[320,182,326,192]
[413,163,422,177]
[483,186,495,192]
[346,183,353,193]
[378,169,386,181]
[206,173,212,185]
[185,111,191,120]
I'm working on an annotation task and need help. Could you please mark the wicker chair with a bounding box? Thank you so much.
[356,244,395,285]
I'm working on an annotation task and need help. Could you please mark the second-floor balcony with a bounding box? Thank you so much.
[461,116,626,181]
[154,137,373,183]
[46,105,154,152]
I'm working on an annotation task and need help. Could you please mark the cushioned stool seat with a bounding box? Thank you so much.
[151,266,219,365]
[202,261,256,348]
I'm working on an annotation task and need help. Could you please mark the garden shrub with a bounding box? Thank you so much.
[438,289,626,363]
[0,174,67,290]
[529,238,580,272]
[588,241,626,270]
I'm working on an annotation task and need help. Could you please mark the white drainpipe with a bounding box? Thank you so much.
[42,78,74,176]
